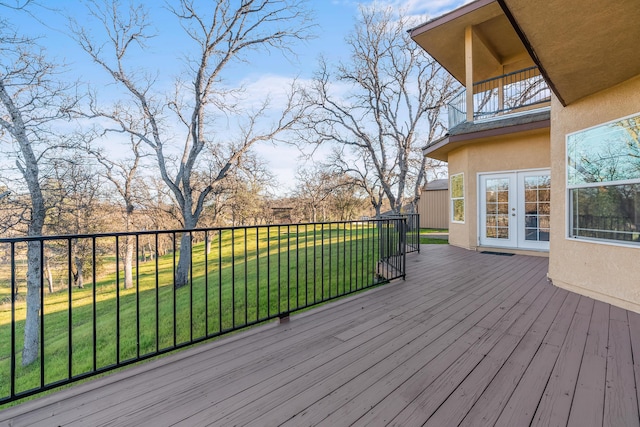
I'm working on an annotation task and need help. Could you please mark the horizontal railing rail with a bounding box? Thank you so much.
[447,66,551,129]
[0,216,416,404]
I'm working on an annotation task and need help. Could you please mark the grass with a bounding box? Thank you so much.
[420,237,449,244]
[419,228,448,244]
[420,228,448,234]
[0,223,389,403]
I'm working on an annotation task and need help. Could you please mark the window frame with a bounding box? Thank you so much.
[450,173,465,224]
[566,112,640,247]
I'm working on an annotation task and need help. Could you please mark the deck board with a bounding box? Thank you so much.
[604,307,640,427]
[275,272,541,427]
[386,275,552,426]
[426,285,566,427]
[319,256,546,427]
[531,296,593,427]
[568,300,610,427]
[493,292,581,427]
[1,245,639,427]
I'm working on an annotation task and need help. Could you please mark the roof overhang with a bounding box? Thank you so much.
[409,0,532,84]
[498,0,640,105]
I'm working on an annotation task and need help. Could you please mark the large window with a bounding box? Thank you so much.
[567,113,640,245]
[451,173,464,223]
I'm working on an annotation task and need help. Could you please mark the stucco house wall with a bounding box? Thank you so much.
[549,74,640,313]
[446,128,550,252]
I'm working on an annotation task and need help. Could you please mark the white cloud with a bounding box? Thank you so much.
[356,0,474,20]
[238,74,302,111]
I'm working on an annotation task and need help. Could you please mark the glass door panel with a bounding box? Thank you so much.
[518,172,551,249]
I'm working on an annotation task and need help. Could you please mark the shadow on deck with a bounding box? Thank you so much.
[1,245,639,426]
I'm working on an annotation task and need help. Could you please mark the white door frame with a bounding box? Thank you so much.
[478,169,550,251]
[516,170,551,250]
[479,173,517,248]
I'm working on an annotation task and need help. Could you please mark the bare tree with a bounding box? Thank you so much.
[86,134,146,289]
[72,0,313,287]
[222,153,274,226]
[301,5,456,215]
[292,164,367,221]
[0,15,76,364]
[323,147,388,217]
[0,1,33,10]
[291,165,334,222]
[46,158,106,289]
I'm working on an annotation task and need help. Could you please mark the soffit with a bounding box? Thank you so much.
[410,0,531,84]
[500,0,640,105]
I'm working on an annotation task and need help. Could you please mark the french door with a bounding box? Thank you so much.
[479,170,550,250]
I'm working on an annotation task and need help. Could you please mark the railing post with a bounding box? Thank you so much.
[498,73,505,114]
[279,313,290,324]
[401,217,407,280]
[416,214,421,253]
[10,242,16,401]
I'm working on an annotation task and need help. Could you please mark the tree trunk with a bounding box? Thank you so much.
[206,234,212,255]
[141,244,147,263]
[175,232,192,288]
[45,256,54,293]
[22,240,41,366]
[123,237,134,289]
[74,256,84,289]
[21,181,45,366]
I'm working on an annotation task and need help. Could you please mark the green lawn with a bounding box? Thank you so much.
[420,237,448,244]
[419,228,448,244]
[0,223,388,401]
[420,228,448,234]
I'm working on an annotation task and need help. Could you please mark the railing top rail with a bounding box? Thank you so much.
[472,66,541,87]
[0,217,411,243]
[449,86,466,100]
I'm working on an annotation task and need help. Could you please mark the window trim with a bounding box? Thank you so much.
[450,173,465,224]
[565,111,640,247]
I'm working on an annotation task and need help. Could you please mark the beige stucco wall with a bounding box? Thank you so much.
[548,74,640,313]
[446,128,550,251]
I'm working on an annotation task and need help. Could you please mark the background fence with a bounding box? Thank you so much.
[0,215,417,403]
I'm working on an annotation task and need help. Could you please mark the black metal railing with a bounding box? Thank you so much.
[448,66,551,128]
[0,216,416,403]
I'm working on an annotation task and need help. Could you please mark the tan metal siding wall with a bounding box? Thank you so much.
[417,189,449,229]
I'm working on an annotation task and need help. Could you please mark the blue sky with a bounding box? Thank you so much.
[5,0,470,194]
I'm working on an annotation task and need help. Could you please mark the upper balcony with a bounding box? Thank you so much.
[410,1,553,162]
[409,0,553,138]
[448,66,551,129]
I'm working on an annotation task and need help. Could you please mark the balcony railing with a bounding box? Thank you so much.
[448,66,551,129]
[0,215,418,404]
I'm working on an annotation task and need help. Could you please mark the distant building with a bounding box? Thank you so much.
[271,207,293,224]
[416,179,449,229]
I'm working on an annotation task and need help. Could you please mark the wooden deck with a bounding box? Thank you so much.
[1,245,639,426]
